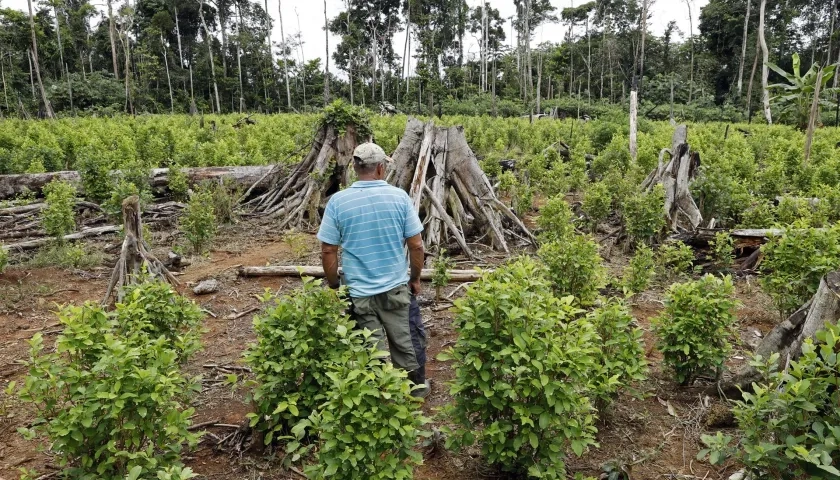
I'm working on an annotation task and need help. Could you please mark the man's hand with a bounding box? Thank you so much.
[409,278,422,296]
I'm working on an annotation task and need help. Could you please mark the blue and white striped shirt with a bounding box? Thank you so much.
[317,180,424,298]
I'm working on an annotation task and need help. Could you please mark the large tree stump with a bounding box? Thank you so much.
[717,271,840,397]
[641,125,703,232]
[242,124,359,230]
[102,196,176,305]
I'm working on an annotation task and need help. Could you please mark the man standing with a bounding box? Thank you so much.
[317,142,430,397]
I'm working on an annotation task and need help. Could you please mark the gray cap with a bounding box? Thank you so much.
[353,143,392,165]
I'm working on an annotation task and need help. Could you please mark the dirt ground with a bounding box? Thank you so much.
[0,219,777,480]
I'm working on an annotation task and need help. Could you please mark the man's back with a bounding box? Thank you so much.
[317,180,423,298]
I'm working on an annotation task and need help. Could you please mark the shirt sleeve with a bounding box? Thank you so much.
[317,199,342,245]
[403,195,424,239]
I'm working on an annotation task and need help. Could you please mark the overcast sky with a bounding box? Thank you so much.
[6,0,709,73]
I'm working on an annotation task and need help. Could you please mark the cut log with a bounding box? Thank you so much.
[238,265,485,282]
[641,125,703,231]
[2,225,120,252]
[717,271,840,398]
[0,166,275,200]
[102,196,177,305]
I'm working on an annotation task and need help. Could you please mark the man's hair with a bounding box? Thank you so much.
[353,157,380,175]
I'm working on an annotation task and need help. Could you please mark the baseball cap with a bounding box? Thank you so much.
[353,143,392,165]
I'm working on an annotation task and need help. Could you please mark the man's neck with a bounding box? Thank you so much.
[356,175,380,182]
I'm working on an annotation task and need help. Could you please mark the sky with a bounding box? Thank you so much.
[6,0,710,74]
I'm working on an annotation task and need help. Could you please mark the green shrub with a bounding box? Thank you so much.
[738,199,776,228]
[297,329,426,480]
[439,257,599,479]
[699,323,840,477]
[588,300,648,406]
[0,246,7,274]
[431,249,455,301]
[620,244,656,296]
[761,224,840,317]
[538,235,605,305]
[27,242,103,269]
[42,179,77,241]
[205,179,239,225]
[17,280,202,478]
[653,275,738,385]
[537,195,575,242]
[243,279,359,443]
[103,180,154,220]
[657,241,695,278]
[581,182,612,231]
[167,166,190,202]
[775,195,813,226]
[710,231,734,268]
[180,188,217,254]
[622,185,665,245]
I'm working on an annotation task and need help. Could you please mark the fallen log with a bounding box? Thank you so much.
[0,166,275,200]
[238,265,485,283]
[670,228,784,248]
[1,225,120,252]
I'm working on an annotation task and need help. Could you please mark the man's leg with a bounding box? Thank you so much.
[349,295,387,350]
[406,295,430,397]
[375,285,419,372]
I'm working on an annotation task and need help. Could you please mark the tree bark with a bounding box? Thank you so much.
[1,225,119,252]
[737,0,752,97]
[27,0,55,119]
[758,0,772,124]
[629,89,638,162]
[803,68,823,165]
[107,0,120,80]
[161,34,174,113]
[199,0,222,113]
[746,35,760,120]
[323,0,330,105]
[278,0,292,109]
[685,0,694,103]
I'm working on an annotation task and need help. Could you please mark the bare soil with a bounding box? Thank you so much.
[0,220,775,480]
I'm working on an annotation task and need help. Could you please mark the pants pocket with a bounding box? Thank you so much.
[383,285,411,311]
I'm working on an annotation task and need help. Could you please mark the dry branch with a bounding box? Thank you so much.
[2,225,120,252]
[238,265,485,282]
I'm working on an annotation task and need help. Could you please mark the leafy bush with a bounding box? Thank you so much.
[621,244,656,296]
[205,179,239,225]
[180,188,217,254]
[588,301,648,406]
[103,180,153,220]
[297,329,426,480]
[27,242,103,269]
[653,275,738,385]
[439,257,599,479]
[622,185,665,245]
[167,166,190,202]
[538,235,605,305]
[42,179,77,241]
[656,241,695,278]
[17,280,202,478]
[699,323,840,477]
[431,249,455,301]
[581,182,612,231]
[709,231,734,268]
[761,224,840,317]
[0,246,7,274]
[537,195,575,242]
[738,199,776,228]
[243,279,359,443]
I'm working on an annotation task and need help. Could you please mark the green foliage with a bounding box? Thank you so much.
[761,224,840,317]
[739,199,776,228]
[27,242,104,269]
[17,280,203,478]
[42,179,77,241]
[0,246,7,274]
[581,182,612,231]
[537,195,575,242]
[699,323,840,477]
[206,179,240,225]
[297,330,426,480]
[319,100,373,139]
[243,279,358,442]
[538,235,605,305]
[588,300,648,406]
[167,167,190,202]
[180,188,217,254]
[768,53,839,130]
[103,180,153,220]
[439,257,599,479]
[656,241,695,278]
[431,250,455,301]
[653,275,738,385]
[710,232,734,268]
[622,185,665,245]
[621,244,656,296]
[775,194,814,225]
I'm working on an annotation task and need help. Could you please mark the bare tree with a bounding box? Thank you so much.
[107,0,120,79]
[323,0,330,104]
[758,0,772,123]
[279,0,292,109]
[684,0,694,103]
[736,0,752,97]
[199,0,222,112]
[27,0,55,118]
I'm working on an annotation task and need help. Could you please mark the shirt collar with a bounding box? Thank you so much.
[350,180,389,188]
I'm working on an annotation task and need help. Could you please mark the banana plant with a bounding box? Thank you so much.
[768,53,838,129]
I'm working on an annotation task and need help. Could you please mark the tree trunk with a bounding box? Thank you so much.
[746,36,760,121]
[736,0,752,97]
[2,225,119,253]
[236,3,245,113]
[27,0,55,119]
[162,34,174,114]
[629,88,638,162]
[54,5,65,80]
[278,0,292,109]
[199,0,222,113]
[638,0,649,97]
[323,0,330,105]
[107,0,120,80]
[686,0,694,103]
[758,0,772,124]
[803,69,823,165]
[103,196,176,305]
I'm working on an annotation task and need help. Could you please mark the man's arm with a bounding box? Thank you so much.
[406,233,424,295]
[321,242,341,289]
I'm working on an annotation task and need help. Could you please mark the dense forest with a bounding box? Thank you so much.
[0,0,837,122]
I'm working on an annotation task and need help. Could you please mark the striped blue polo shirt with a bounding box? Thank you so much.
[317,180,424,298]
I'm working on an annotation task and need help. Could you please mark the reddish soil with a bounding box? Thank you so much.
[0,222,771,480]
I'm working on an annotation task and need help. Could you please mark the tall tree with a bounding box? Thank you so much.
[324,0,330,104]
[107,0,119,79]
[736,0,752,97]
[27,0,54,118]
[278,0,292,108]
[758,0,771,123]
[199,0,221,112]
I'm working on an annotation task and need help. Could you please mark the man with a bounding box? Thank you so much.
[317,142,430,397]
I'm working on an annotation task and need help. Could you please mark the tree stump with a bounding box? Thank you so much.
[641,124,703,232]
[102,196,176,305]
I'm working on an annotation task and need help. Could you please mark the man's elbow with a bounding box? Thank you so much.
[321,242,339,255]
[406,235,425,252]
